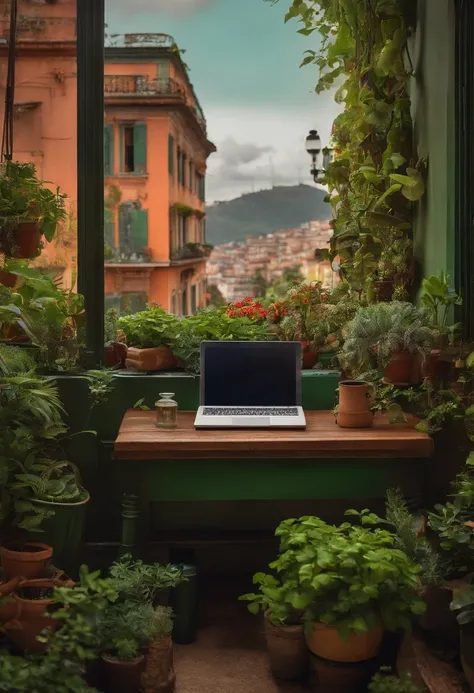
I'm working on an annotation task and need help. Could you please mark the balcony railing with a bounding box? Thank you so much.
[105,75,185,97]
[104,75,207,132]
[0,16,77,42]
[171,242,213,262]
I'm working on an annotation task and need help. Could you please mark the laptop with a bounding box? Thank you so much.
[194,341,306,429]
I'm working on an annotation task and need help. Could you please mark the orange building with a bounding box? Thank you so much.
[0,0,78,288]
[103,34,216,315]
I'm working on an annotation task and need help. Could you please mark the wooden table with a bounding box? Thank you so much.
[114,410,433,554]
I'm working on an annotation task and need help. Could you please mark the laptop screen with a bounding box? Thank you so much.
[201,341,301,407]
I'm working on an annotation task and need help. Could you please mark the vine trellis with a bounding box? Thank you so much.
[275,0,425,301]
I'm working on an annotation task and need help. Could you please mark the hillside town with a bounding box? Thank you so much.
[206,220,335,302]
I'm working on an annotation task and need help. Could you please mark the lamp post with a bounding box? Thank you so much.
[305,129,333,183]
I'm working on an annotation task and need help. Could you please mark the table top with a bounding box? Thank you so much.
[114,410,433,460]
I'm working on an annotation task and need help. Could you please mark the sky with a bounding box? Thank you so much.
[106,0,341,203]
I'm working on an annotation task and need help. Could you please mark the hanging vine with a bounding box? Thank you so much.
[275,0,424,300]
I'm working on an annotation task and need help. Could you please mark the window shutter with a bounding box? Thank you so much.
[168,134,175,175]
[133,123,147,173]
[130,208,148,252]
[182,154,187,187]
[104,124,113,175]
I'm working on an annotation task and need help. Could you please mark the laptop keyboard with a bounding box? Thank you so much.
[202,407,299,416]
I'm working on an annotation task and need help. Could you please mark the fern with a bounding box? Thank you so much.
[385,488,442,586]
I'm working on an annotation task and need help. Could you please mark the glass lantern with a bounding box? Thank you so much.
[155,392,178,429]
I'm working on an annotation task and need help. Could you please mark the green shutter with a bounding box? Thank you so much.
[130,208,148,252]
[133,123,147,173]
[120,292,147,313]
[104,124,113,175]
[168,134,175,175]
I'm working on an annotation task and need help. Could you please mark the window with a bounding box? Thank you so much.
[120,292,148,313]
[118,202,148,254]
[104,124,114,176]
[178,214,188,247]
[189,160,193,191]
[168,134,175,175]
[121,123,147,174]
[191,284,197,314]
[182,287,188,316]
[197,173,205,202]
[182,153,187,187]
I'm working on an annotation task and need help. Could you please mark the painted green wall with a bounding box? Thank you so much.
[412,0,456,281]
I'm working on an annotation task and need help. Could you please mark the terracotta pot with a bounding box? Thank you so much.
[461,627,474,692]
[104,342,128,369]
[305,622,384,663]
[373,280,394,302]
[0,269,17,288]
[143,636,176,693]
[101,653,146,693]
[264,611,308,680]
[383,351,420,385]
[126,346,177,372]
[422,349,453,382]
[310,653,370,693]
[336,381,373,429]
[0,574,21,624]
[0,542,53,580]
[7,578,57,652]
[301,341,319,370]
[1,221,42,259]
[420,575,471,645]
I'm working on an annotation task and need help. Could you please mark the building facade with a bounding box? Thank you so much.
[103,34,216,315]
[0,0,78,288]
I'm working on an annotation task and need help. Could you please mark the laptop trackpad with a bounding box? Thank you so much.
[232,417,271,427]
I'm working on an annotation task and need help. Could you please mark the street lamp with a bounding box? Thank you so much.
[305,129,333,183]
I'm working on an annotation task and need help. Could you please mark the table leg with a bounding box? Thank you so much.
[121,493,141,556]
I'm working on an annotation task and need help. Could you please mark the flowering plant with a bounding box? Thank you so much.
[226,297,267,322]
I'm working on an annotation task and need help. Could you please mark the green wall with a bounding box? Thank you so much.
[412,0,456,281]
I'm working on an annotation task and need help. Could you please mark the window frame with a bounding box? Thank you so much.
[77,0,105,368]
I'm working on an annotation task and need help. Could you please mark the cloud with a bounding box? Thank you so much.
[205,104,342,202]
[109,0,216,16]
[217,137,275,167]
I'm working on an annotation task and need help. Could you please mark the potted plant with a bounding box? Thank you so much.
[98,601,173,693]
[239,571,309,680]
[0,161,67,259]
[368,669,424,693]
[268,282,326,369]
[104,307,127,369]
[142,605,176,693]
[6,574,72,652]
[450,584,474,691]
[341,302,437,384]
[108,553,185,606]
[273,513,425,665]
[171,307,271,375]
[118,305,179,371]
[420,272,462,380]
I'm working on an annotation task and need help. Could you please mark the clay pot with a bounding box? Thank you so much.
[142,636,176,693]
[420,575,471,645]
[0,574,21,624]
[264,611,308,680]
[301,341,319,370]
[0,269,17,288]
[101,653,146,693]
[305,622,384,663]
[0,542,53,580]
[336,381,373,429]
[0,221,42,259]
[383,351,420,385]
[373,280,394,302]
[461,627,474,692]
[126,346,177,372]
[310,653,370,693]
[104,342,127,369]
[7,579,57,652]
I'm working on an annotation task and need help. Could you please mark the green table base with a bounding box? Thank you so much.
[118,456,429,555]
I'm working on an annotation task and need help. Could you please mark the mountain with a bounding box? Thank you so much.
[205,184,331,245]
